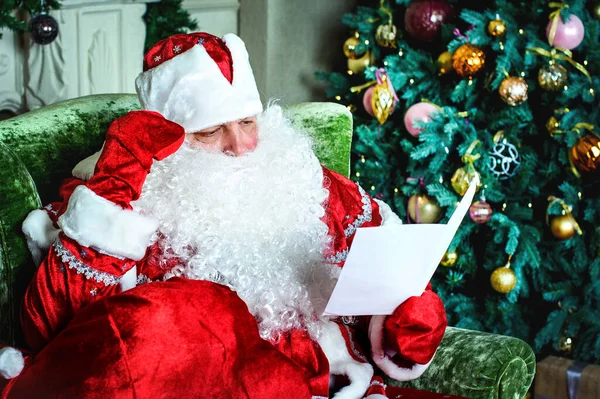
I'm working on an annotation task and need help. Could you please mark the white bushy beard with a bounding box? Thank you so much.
[133,105,337,342]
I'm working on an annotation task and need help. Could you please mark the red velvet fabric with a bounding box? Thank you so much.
[142,32,234,84]
[321,167,383,265]
[89,110,184,208]
[9,161,448,397]
[384,283,447,365]
[9,279,312,399]
[20,234,127,351]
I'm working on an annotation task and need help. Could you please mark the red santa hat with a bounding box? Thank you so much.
[135,32,263,133]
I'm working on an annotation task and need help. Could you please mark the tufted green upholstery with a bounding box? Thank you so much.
[0,94,534,398]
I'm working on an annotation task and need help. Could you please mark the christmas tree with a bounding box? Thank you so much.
[318,0,600,363]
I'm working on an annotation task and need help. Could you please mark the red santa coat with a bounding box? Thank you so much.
[3,167,446,399]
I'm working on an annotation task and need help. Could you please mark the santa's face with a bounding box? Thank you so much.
[187,116,259,156]
[133,105,337,342]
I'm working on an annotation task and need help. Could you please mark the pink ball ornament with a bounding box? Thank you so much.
[469,201,492,224]
[545,14,585,50]
[403,102,438,137]
[363,85,397,118]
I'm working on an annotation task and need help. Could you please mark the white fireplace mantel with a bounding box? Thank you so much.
[0,0,242,114]
[0,0,154,113]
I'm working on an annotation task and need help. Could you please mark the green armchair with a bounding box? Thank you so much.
[0,94,535,398]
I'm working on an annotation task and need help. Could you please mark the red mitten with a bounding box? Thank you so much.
[369,284,447,381]
[58,111,185,260]
[87,110,185,209]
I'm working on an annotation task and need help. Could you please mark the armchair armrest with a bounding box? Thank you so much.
[386,327,535,399]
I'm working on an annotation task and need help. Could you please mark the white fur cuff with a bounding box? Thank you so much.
[22,208,61,266]
[368,315,432,381]
[374,199,402,226]
[58,186,159,260]
[317,322,373,399]
[0,347,24,379]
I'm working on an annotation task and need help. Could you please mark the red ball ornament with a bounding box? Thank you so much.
[469,201,492,223]
[404,0,454,42]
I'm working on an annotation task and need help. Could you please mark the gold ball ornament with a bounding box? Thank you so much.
[488,18,507,37]
[499,76,528,106]
[407,194,443,224]
[546,116,560,135]
[343,33,367,60]
[538,64,568,91]
[490,266,517,293]
[376,23,398,48]
[451,166,482,196]
[440,250,458,267]
[437,51,453,75]
[371,78,396,125]
[347,50,375,74]
[549,213,579,240]
[569,135,600,176]
[452,44,486,78]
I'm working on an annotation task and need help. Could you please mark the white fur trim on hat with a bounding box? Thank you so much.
[0,346,25,379]
[368,315,433,381]
[317,321,373,399]
[22,209,61,266]
[58,186,159,260]
[374,199,402,226]
[135,33,263,133]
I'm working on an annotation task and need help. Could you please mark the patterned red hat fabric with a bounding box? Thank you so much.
[142,33,233,84]
[135,32,263,133]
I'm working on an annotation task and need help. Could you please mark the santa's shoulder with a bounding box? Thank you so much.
[321,165,372,210]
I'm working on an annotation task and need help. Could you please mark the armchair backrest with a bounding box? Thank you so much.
[0,94,353,346]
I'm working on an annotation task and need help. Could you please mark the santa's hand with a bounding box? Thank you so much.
[57,111,182,260]
[368,287,447,381]
[84,111,185,209]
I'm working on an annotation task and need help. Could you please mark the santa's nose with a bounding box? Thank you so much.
[223,126,257,156]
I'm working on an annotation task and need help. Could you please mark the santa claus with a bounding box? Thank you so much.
[0,32,446,398]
